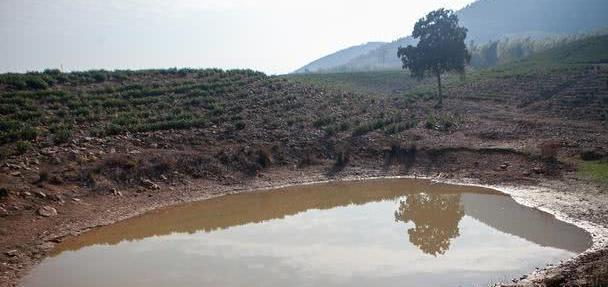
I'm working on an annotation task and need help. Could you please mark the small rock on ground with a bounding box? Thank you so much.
[37,206,57,217]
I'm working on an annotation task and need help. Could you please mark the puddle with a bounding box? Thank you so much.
[23,179,592,287]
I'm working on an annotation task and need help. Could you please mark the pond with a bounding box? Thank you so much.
[22,179,592,287]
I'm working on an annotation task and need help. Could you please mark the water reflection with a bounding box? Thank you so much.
[23,179,593,287]
[51,179,485,255]
[394,193,464,256]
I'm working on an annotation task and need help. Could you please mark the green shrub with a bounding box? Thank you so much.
[338,122,350,131]
[352,118,391,136]
[0,121,37,144]
[439,113,457,130]
[15,141,31,155]
[424,113,459,131]
[26,77,49,90]
[352,124,370,136]
[2,76,27,90]
[104,124,125,136]
[90,71,107,82]
[578,160,608,185]
[385,123,407,134]
[43,69,61,76]
[132,118,207,133]
[235,121,246,130]
[49,125,72,144]
[313,115,335,128]
[323,125,337,136]
[424,114,437,129]
[72,107,90,117]
[208,104,224,117]
[20,126,37,141]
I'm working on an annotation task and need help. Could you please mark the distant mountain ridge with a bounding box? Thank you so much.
[294,0,608,73]
[293,42,386,74]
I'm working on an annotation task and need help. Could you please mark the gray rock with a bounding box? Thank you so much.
[37,206,57,217]
[50,194,65,203]
[38,242,56,251]
[111,188,123,197]
[0,206,8,217]
[141,179,160,190]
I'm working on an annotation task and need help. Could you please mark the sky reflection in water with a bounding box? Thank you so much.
[23,179,592,287]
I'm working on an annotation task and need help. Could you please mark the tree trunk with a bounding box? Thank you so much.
[436,71,443,108]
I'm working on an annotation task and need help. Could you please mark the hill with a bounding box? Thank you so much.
[294,0,608,73]
[293,42,386,74]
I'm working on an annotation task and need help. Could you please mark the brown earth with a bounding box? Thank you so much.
[1,65,608,286]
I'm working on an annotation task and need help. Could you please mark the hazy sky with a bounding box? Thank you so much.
[0,0,476,74]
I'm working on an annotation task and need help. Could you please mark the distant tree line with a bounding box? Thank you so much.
[468,31,607,68]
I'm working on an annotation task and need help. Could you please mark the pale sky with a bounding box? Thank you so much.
[0,0,476,75]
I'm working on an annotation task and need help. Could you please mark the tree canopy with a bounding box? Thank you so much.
[398,9,470,106]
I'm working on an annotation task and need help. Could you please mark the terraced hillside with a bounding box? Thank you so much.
[0,36,607,189]
[0,66,445,195]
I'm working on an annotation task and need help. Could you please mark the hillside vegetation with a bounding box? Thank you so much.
[0,66,429,177]
[0,35,606,179]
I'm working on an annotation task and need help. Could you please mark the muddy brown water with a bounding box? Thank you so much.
[22,179,592,287]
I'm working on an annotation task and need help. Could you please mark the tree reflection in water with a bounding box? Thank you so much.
[394,193,464,256]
